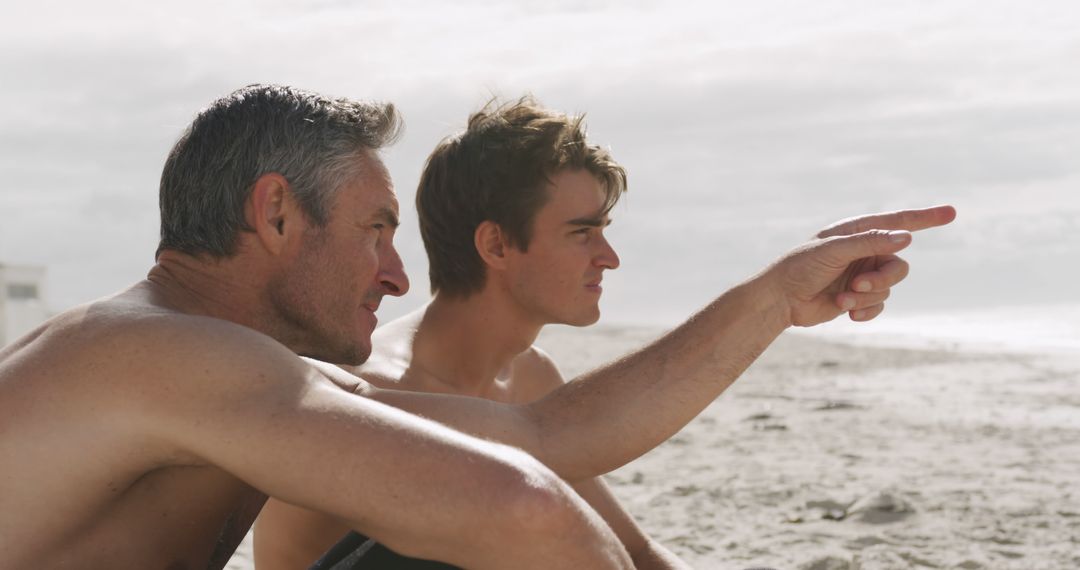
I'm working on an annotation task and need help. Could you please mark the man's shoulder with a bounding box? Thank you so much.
[0,295,316,466]
[84,300,288,364]
[18,296,304,396]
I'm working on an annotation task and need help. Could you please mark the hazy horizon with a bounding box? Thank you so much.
[3,1,1077,330]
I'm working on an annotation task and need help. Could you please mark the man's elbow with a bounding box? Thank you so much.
[386,446,620,567]
[497,451,585,535]
[484,449,626,565]
[447,448,589,545]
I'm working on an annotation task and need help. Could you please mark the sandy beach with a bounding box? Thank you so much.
[228,325,1080,569]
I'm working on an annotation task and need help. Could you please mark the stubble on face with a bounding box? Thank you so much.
[269,225,373,365]
[266,151,403,366]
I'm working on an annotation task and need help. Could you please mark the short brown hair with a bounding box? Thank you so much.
[417,96,627,298]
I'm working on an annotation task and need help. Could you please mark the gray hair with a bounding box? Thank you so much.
[157,84,402,258]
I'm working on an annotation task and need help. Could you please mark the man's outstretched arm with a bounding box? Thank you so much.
[354,206,956,480]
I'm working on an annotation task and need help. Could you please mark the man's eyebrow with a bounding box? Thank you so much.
[565,215,612,227]
[374,207,400,228]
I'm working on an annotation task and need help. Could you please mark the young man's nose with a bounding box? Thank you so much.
[594,237,620,270]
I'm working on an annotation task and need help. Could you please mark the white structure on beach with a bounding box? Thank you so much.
[0,263,49,347]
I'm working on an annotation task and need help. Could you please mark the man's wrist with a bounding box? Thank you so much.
[737,268,795,333]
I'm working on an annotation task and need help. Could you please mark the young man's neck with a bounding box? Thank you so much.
[412,289,545,394]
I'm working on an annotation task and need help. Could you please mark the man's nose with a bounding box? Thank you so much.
[379,245,410,297]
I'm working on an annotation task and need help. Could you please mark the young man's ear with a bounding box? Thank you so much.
[246,173,303,255]
[474,220,511,270]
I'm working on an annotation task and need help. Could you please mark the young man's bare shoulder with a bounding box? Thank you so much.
[349,311,420,388]
[509,345,567,401]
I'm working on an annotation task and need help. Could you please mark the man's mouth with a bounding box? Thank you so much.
[362,295,382,313]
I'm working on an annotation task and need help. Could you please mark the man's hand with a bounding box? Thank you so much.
[767,205,956,327]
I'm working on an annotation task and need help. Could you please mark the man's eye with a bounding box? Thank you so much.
[373,224,385,230]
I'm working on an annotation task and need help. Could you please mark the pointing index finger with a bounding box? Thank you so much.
[817,205,957,239]
[819,229,913,269]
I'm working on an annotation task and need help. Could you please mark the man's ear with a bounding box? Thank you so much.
[246,173,303,255]
[475,220,511,270]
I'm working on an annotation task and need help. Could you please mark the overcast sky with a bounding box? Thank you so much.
[2,0,1077,326]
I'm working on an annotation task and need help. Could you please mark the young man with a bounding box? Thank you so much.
[255,98,691,568]
[0,84,953,569]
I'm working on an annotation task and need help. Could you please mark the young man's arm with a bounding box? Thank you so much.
[353,206,956,480]
[126,319,633,570]
[569,478,690,570]
[519,348,691,569]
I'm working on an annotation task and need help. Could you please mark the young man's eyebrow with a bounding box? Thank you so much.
[565,215,612,227]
